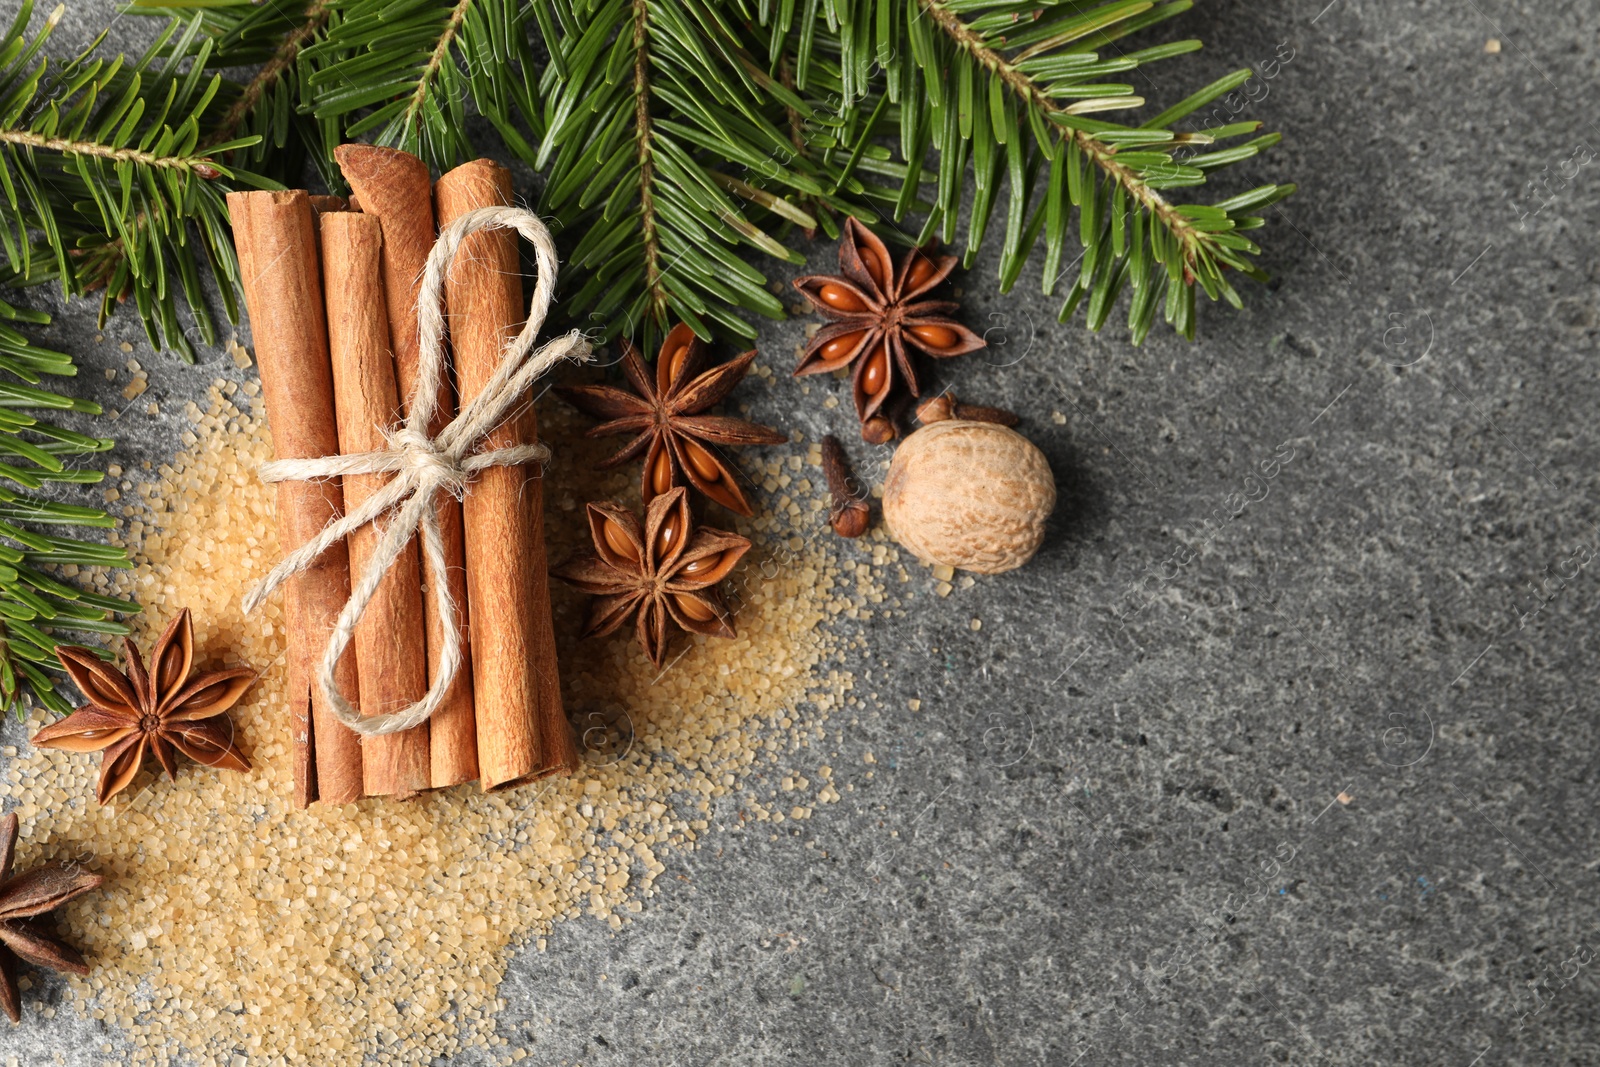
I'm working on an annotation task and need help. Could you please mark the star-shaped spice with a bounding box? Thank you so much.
[32,609,256,805]
[0,812,101,1023]
[556,322,786,516]
[552,487,751,668]
[793,217,986,440]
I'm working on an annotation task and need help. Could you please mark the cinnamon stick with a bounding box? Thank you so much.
[320,211,432,798]
[434,159,577,790]
[335,144,479,790]
[227,190,364,808]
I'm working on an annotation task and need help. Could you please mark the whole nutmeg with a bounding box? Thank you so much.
[882,418,1055,574]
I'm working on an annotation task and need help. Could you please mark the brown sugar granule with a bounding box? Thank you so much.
[0,387,893,1064]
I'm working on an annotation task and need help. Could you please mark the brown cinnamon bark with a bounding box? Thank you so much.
[434,159,577,790]
[335,144,479,790]
[320,211,432,798]
[226,189,364,808]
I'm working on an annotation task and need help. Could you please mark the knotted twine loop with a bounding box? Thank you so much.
[242,206,592,737]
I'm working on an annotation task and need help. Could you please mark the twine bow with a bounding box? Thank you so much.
[243,206,592,737]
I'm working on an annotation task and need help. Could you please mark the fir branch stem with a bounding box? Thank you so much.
[403,0,473,142]
[632,0,664,323]
[0,129,219,174]
[918,0,1210,274]
[203,0,329,151]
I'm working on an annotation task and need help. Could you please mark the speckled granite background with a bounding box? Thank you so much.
[2,0,1599,1063]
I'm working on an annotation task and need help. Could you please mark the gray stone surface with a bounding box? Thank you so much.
[4,0,1600,1063]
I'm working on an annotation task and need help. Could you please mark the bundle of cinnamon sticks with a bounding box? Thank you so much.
[228,149,576,807]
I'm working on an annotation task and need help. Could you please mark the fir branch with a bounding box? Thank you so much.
[733,41,927,240]
[917,0,1216,282]
[403,0,473,142]
[812,0,1298,341]
[129,0,339,184]
[0,3,269,359]
[90,0,328,318]
[531,0,805,349]
[21,0,1300,370]
[303,0,540,173]
[200,0,330,154]
[0,311,136,718]
[0,130,223,174]
[631,0,666,326]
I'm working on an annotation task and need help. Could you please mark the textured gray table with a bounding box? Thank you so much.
[4,1,1599,1064]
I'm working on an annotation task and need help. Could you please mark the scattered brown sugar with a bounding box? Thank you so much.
[1,383,906,1065]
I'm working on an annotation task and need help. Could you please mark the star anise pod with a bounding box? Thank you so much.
[32,609,256,805]
[0,812,101,1023]
[793,217,987,437]
[552,487,751,668]
[556,322,786,516]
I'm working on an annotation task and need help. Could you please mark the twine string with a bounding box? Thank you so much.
[243,206,592,737]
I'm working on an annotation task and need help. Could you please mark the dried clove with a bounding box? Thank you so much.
[915,392,1020,427]
[821,435,871,539]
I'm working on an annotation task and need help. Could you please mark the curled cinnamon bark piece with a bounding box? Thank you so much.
[321,211,431,798]
[227,189,364,808]
[435,159,576,791]
[336,143,479,790]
